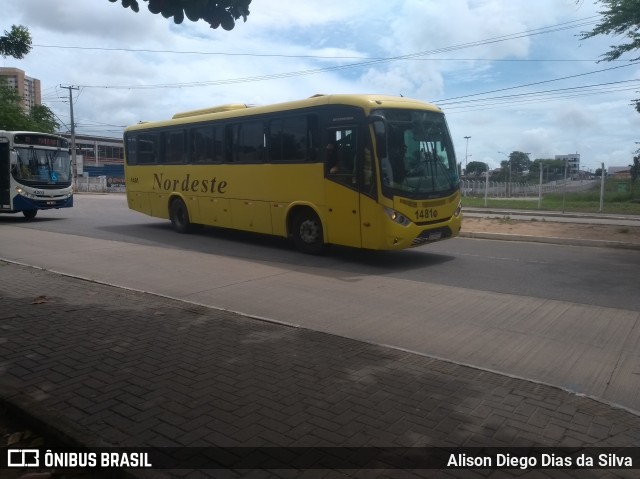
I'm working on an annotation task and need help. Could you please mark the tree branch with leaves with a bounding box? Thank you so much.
[108,0,251,30]
[579,0,640,62]
[579,0,640,112]
[0,25,32,59]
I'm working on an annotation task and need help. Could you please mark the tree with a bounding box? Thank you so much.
[108,0,251,30]
[465,161,487,176]
[529,159,565,182]
[29,104,60,133]
[0,79,58,133]
[579,0,640,62]
[0,25,32,59]
[579,0,640,111]
[507,151,532,180]
[0,80,29,130]
[631,153,640,183]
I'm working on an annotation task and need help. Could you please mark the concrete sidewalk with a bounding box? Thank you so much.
[1,260,639,479]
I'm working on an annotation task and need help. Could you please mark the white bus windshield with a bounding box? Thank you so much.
[374,109,459,198]
[13,147,72,185]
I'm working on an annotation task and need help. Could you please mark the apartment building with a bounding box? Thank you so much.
[0,67,42,111]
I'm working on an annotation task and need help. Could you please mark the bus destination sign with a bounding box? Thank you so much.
[14,134,69,148]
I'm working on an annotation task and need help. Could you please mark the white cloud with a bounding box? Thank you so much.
[2,0,638,170]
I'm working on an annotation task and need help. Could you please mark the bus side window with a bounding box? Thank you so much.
[238,121,265,163]
[326,128,357,187]
[191,126,214,163]
[125,136,137,165]
[163,130,187,164]
[138,133,158,164]
[268,119,283,162]
[307,115,319,162]
[225,124,238,162]
[213,127,224,163]
[281,116,307,162]
[270,114,317,163]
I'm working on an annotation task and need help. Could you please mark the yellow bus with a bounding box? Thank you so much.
[124,94,462,253]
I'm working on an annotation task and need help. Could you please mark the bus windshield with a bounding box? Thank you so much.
[13,147,72,185]
[374,109,459,198]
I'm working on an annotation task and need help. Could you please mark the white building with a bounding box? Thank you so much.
[555,154,580,176]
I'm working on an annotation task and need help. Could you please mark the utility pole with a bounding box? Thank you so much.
[60,85,79,182]
[464,136,471,175]
[484,162,489,207]
[599,162,605,212]
[562,157,568,214]
[538,162,544,209]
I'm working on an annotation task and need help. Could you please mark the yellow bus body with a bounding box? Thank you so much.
[124,94,462,252]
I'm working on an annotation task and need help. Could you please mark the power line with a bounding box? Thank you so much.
[438,78,640,106]
[66,16,601,90]
[32,16,599,60]
[443,86,640,113]
[434,61,640,104]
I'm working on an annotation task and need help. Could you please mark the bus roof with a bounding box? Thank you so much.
[0,130,65,137]
[125,94,443,133]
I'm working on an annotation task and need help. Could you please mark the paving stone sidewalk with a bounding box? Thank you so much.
[1,260,639,479]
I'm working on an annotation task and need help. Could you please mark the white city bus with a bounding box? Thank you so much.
[0,131,74,219]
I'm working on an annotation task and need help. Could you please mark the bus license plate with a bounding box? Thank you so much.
[428,231,442,240]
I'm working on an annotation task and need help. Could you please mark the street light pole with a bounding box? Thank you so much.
[464,136,471,175]
[538,162,544,209]
[498,151,509,196]
[484,162,490,207]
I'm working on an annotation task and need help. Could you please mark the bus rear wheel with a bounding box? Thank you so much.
[22,210,37,220]
[292,210,325,254]
[170,198,192,234]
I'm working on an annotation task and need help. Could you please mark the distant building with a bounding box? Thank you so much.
[0,67,41,111]
[58,133,125,187]
[608,166,631,178]
[555,154,580,177]
[58,133,124,165]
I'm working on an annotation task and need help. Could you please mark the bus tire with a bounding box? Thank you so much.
[22,210,37,220]
[292,209,325,254]
[170,198,192,234]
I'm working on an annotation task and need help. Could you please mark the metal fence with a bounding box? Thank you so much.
[73,175,126,193]
[461,179,599,198]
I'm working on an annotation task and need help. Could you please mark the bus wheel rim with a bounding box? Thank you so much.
[300,219,319,243]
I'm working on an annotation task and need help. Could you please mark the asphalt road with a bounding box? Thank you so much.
[2,194,639,311]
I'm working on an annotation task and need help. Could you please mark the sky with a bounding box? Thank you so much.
[3,0,640,172]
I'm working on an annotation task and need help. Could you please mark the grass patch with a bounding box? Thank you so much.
[462,180,640,215]
[497,215,515,225]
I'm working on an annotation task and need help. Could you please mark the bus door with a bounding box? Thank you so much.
[324,127,361,248]
[0,140,10,209]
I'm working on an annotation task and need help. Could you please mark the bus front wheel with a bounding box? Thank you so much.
[23,210,37,220]
[170,198,192,234]
[292,210,325,254]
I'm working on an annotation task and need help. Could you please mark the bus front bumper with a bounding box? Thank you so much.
[13,194,74,211]
[385,214,462,249]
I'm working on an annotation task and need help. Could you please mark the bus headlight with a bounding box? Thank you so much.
[384,207,411,226]
[454,201,462,217]
[16,187,36,199]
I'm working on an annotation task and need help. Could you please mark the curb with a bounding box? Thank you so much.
[459,231,640,250]
[462,207,640,223]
